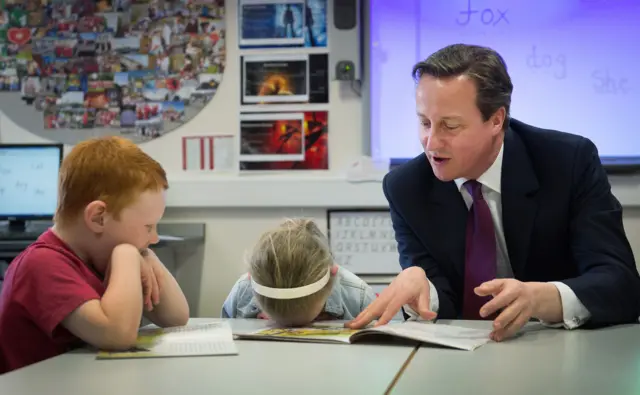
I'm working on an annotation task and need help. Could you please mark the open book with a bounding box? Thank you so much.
[235,321,492,351]
[97,321,239,359]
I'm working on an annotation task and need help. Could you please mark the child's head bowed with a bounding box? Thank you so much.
[247,218,337,326]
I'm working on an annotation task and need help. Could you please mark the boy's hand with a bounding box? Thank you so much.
[140,249,162,311]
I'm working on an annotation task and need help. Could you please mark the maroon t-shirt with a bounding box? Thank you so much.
[0,229,105,374]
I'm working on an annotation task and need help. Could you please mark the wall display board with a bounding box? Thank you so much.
[327,209,401,275]
[0,0,225,144]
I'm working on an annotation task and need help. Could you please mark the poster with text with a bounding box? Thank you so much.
[239,111,328,171]
[0,0,226,145]
[240,53,327,105]
[238,0,327,48]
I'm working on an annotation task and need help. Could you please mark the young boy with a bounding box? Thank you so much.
[0,136,189,374]
[222,218,376,326]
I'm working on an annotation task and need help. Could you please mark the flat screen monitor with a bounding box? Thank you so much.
[0,144,63,232]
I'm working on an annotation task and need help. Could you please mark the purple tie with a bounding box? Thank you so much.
[462,180,497,320]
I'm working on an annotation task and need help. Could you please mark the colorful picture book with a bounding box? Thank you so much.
[234,321,492,351]
[97,321,238,359]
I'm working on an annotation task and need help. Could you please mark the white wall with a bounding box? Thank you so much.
[1,2,639,318]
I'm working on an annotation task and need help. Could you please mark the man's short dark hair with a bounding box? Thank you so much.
[412,44,513,129]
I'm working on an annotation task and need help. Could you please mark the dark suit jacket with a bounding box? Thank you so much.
[383,118,640,326]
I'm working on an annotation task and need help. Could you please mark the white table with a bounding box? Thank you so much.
[391,320,640,395]
[0,318,417,395]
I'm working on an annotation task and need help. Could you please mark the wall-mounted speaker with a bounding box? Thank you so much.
[334,0,357,30]
[329,0,362,81]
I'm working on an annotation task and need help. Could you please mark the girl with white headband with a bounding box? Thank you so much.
[222,218,376,326]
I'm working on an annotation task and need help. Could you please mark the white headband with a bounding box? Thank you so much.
[251,268,331,300]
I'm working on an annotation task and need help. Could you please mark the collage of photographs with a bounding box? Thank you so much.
[0,0,226,145]
[236,0,329,172]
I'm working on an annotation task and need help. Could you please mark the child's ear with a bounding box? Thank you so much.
[330,265,339,276]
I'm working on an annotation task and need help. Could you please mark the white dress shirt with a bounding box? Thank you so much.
[405,144,592,329]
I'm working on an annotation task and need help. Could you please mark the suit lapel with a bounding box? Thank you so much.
[501,128,540,279]
[426,177,468,280]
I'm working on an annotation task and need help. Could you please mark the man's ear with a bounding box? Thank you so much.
[330,265,339,276]
[490,107,506,135]
[84,200,107,233]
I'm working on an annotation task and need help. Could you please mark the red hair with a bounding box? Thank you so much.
[55,136,168,226]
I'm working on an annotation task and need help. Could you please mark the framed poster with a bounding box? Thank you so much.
[238,0,327,49]
[239,110,328,171]
[240,52,328,105]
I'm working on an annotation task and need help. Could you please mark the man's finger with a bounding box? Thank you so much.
[475,279,505,297]
[492,298,522,330]
[347,286,398,328]
[376,306,398,326]
[413,288,435,320]
[346,308,375,329]
[480,286,517,318]
[492,311,529,342]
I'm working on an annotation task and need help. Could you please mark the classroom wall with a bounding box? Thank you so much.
[1,2,639,318]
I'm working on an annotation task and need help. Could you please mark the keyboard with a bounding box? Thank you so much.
[0,231,44,241]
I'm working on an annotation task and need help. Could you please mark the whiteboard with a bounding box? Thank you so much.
[327,209,400,275]
[368,0,640,159]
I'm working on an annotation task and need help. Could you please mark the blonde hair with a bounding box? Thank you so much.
[248,218,335,326]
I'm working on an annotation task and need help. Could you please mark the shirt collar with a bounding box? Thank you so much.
[454,143,504,194]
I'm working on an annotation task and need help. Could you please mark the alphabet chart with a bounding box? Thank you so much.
[327,210,401,275]
[0,146,60,216]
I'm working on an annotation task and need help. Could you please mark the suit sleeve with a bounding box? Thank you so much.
[563,139,640,326]
[383,173,459,319]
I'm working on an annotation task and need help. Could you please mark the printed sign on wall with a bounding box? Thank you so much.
[182,134,234,172]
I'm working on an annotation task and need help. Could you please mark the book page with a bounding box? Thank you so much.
[152,339,238,356]
[358,322,492,351]
[98,321,238,359]
[239,327,358,343]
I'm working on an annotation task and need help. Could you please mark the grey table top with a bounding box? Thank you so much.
[391,320,640,395]
[0,318,417,395]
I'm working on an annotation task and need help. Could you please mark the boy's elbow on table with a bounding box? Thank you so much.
[62,299,141,351]
[98,325,139,351]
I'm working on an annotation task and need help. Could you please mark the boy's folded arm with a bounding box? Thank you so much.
[142,252,190,327]
[62,245,144,350]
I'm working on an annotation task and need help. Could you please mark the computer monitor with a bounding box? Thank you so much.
[0,143,64,233]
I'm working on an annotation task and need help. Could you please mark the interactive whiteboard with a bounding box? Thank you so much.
[368,0,640,160]
[327,209,401,275]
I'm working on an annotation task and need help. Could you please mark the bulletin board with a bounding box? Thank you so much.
[327,209,401,275]
[0,0,225,145]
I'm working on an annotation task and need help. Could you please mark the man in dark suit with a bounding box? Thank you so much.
[348,44,640,341]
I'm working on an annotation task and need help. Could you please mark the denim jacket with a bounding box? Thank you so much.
[221,266,376,320]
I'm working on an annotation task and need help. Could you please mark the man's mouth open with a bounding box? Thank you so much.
[432,156,450,164]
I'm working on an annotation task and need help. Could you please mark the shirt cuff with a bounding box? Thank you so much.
[404,279,439,321]
[539,281,591,329]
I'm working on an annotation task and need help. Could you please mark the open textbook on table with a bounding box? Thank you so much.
[235,321,493,351]
[97,322,238,359]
